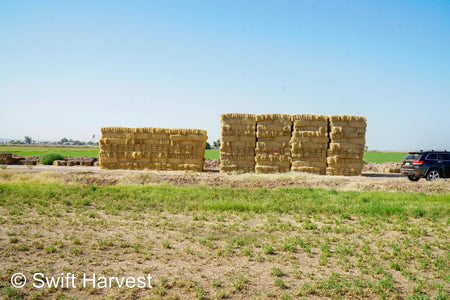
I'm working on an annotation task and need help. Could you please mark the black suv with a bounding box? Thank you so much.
[401,151,450,181]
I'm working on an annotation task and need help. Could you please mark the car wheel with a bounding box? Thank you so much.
[426,169,441,181]
[407,176,420,182]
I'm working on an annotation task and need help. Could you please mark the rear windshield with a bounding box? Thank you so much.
[404,153,422,160]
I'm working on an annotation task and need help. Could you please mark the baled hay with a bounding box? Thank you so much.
[291,142,328,151]
[256,131,291,139]
[220,153,255,160]
[220,135,256,142]
[221,113,256,121]
[256,141,290,149]
[329,121,367,129]
[329,132,365,140]
[292,126,327,135]
[329,126,366,135]
[134,127,170,134]
[255,165,290,174]
[220,159,255,167]
[329,138,366,145]
[220,165,255,173]
[293,120,328,128]
[291,114,328,122]
[169,128,207,136]
[290,136,329,144]
[256,114,291,121]
[326,167,362,176]
[328,142,366,152]
[291,166,326,175]
[256,124,291,132]
[329,115,367,123]
[326,149,364,157]
[221,129,256,137]
[221,123,256,131]
[170,134,207,142]
[291,160,327,168]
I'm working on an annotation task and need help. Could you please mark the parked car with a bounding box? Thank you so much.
[400,150,450,181]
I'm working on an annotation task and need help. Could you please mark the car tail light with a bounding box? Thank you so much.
[412,160,424,165]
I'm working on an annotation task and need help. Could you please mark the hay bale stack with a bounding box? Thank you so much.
[167,128,208,172]
[99,127,206,171]
[255,114,292,174]
[0,152,14,165]
[290,114,329,175]
[326,115,367,176]
[220,113,256,173]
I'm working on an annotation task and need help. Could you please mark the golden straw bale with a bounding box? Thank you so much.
[256,114,291,121]
[329,115,367,123]
[221,113,256,121]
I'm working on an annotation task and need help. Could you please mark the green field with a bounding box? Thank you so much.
[1,145,407,163]
[0,145,99,157]
[363,151,407,164]
[0,181,448,299]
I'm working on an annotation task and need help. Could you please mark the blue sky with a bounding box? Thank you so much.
[1,0,448,151]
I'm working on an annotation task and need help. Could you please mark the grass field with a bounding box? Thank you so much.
[0,145,408,163]
[0,181,448,299]
[363,151,407,164]
[0,145,99,158]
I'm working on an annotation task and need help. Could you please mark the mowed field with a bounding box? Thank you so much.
[0,178,448,299]
[0,145,406,163]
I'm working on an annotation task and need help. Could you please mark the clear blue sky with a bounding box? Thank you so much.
[1,0,448,151]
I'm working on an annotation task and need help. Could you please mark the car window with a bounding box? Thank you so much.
[426,153,437,160]
[405,154,422,160]
[438,153,450,160]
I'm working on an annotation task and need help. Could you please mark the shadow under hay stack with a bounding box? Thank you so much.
[99,127,207,171]
[326,115,367,176]
[255,114,292,174]
[219,113,256,173]
[290,114,329,175]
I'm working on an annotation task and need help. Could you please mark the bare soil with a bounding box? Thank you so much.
[1,161,448,193]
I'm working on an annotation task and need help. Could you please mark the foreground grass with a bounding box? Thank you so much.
[0,182,448,299]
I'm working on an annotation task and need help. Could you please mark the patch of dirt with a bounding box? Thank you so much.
[203,158,220,171]
[1,164,448,193]
[363,162,401,173]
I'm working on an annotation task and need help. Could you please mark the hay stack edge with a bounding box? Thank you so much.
[99,127,207,172]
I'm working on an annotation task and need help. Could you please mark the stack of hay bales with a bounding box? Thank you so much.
[167,129,207,172]
[219,113,256,173]
[99,127,206,171]
[290,114,329,175]
[255,114,292,174]
[326,115,367,176]
[99,127,170,170]
[0,152,14,165]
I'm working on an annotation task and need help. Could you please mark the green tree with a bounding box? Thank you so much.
[206,142,211,150]
[24,136,32,144]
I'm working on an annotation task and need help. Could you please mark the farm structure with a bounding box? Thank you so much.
[220,113,367,175]
[99,127,207,171]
